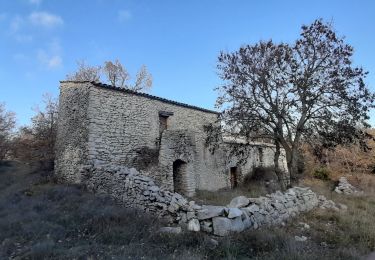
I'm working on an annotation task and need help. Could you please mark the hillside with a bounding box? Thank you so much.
[0,162,374,259]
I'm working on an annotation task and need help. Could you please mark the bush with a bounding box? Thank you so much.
[313,167,331,180]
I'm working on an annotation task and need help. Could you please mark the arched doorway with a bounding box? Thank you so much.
[173,159,187,194]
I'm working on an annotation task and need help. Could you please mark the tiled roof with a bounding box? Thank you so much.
[61,80,219,115]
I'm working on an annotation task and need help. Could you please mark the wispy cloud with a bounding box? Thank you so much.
[29,11,63,28]
[37,50,62,69]
[37,39,63,69]
[118,9,132,22]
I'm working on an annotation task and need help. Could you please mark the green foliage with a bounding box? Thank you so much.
[313,167,331,180]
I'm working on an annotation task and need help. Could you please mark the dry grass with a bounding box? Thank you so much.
[192,183,269,206]
[1,161,375,259]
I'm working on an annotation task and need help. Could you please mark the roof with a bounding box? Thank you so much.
[60,80,219,115]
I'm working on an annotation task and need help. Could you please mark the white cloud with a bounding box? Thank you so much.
[29,11,63,28]
[37,50,62,69]
[29,0,42,5]
[118,9,132,22]
[37,40,63,69]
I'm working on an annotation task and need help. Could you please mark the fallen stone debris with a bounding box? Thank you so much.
[334,177,363,195]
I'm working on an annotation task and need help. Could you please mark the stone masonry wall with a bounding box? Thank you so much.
[56,81,290,192]
[55,82,91,183]
[80,163,335,236]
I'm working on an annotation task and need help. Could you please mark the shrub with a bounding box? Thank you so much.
[313,167,331,180]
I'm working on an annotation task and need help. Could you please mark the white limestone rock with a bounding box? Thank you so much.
[197,205,225,220]
[187,219,200,232]
[227,208,243,218]
[227,196,250,208]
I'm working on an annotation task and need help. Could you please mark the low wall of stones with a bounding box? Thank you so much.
[79,163,335,236]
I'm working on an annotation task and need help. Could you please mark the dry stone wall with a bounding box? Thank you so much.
[80,163,337,236]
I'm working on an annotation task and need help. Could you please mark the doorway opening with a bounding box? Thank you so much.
[173,159,187,194]
[230,166,239,189]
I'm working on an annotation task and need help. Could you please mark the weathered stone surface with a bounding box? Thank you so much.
[212,217,232,236]
[56,81,289,194]
[335,177,362,195]
[159,227,182,234]
[187,219,200,232]
[197,206,225,220]
[212,216,244,236]
[227,196,250,208]
[200,221,213,233]
[246,204,260,213]
[227,208,243,218]
[231,216,245,232]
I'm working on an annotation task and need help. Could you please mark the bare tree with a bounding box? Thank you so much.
[103,59,129,88]
[133,65,153,92]
[103,60,152,92]
[0,103,16,161]
[210,19,374,183]
[66,60,101,82]
[12,94,58,170]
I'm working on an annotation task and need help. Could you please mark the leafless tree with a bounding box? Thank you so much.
[66,60,101,82]
[67,59,153,92]
[12,94,58,170]
[209,19,374,183]
[0,103,16,160]
[103,60,153,92]
[103,59,129,88]
[133,65,153,92]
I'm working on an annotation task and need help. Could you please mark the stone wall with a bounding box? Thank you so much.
[55,82,91,183]
[80,163,336,236]
[56,81,290,193]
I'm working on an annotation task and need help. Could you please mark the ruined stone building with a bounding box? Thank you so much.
[56,81,287,197]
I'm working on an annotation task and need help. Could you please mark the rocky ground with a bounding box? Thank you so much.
[0,161,374,259]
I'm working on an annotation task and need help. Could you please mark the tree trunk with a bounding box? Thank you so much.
[286,146,299,182]
[273,141,286,190]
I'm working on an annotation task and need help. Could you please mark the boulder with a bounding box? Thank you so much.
[227,208,243,218]
[197,206,225,220]
[231,216,245,232]
[187,219,200,232]
[212,216,244,236]
[246,204,260,213]
[212,217,232,236]
[227,196,250,208]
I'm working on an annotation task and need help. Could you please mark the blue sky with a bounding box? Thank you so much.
[1,0,374,126]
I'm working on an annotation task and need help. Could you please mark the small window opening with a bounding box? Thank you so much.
[159,115,168,134]
[158,111,173,135]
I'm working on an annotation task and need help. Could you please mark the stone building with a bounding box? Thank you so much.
[55,81,288,197]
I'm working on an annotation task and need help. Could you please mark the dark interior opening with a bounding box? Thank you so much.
[173,159,187,194]
[230,166,238,189]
